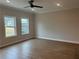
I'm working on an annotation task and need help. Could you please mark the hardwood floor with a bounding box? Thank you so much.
[0,39,79,59]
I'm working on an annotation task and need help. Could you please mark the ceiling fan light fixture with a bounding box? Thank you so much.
[6,0,10,3]
[31,8,35,11]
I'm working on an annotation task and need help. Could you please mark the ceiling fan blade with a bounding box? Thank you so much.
[34,5,43,8]
[24,0,43,9]
[31,0,34,2]
[29,0,34,2]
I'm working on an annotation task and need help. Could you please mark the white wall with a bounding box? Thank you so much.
[35,8,79,44]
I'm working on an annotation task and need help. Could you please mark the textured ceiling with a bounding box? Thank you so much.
[0,0,79,13]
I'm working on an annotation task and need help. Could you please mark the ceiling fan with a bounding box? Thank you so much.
[24,0,43,8]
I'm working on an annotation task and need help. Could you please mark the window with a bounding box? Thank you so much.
[21,18,29,35]
[4,16,17,37]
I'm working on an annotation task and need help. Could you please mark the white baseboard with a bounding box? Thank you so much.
[37,37,79,44]
[0,37,34,48]
[0,39,26,48]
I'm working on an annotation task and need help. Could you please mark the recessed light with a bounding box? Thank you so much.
[56,3,61,6]
[6,0,10,3]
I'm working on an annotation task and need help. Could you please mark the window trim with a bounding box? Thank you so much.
[4,16,17,38]
[20,17,30,35]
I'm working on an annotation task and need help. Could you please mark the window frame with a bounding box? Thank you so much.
[4,16,17,38]
[20,17,30,35]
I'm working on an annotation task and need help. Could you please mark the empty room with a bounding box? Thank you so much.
[0,0,79,59]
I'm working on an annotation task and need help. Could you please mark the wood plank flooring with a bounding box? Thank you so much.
[0,39,79,59]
